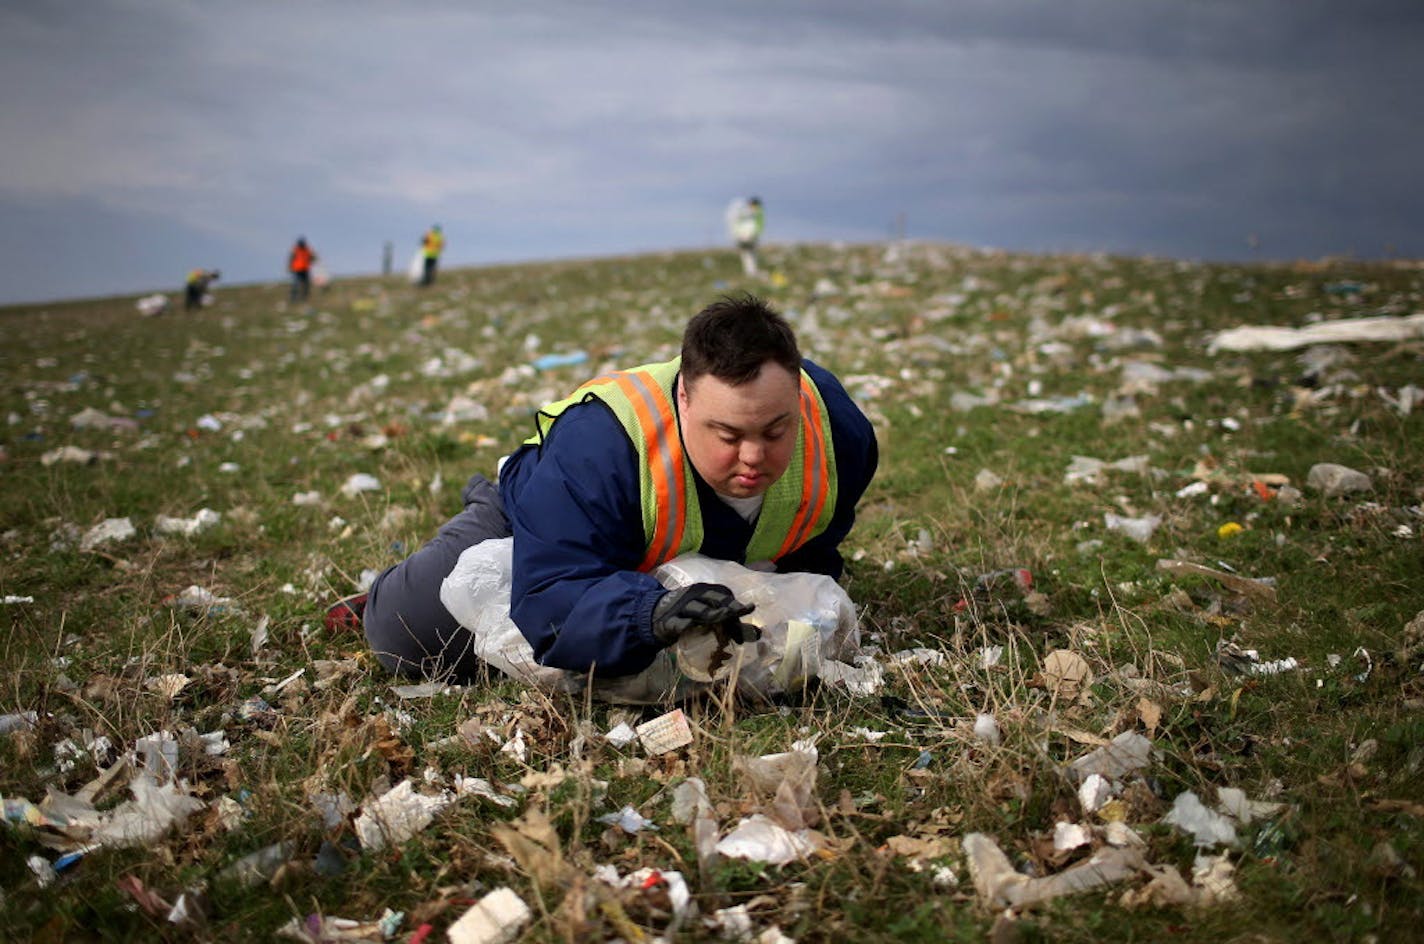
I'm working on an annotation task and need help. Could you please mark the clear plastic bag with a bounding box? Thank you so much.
[439,540,861,704]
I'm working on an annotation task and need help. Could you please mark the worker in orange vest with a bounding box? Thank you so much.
[288,237,317,302]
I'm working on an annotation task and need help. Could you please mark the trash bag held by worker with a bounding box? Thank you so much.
[407,251,425,285]
[439,538,862,704]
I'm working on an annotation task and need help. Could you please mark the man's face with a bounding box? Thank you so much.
[678,363,800,498]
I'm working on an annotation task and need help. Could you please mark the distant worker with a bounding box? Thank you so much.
[382,241,394,277]
[288,237,317,302]
[184,268,220,312]
[726,196,764,277]
[420,224,444,286]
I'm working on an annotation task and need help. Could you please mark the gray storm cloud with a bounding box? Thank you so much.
[0,0,1419,303]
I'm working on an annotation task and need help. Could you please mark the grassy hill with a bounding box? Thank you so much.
[2,243,1421,941]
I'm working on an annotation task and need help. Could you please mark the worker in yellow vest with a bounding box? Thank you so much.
[184,268,220,311]
[334,294,878,681]
[420,224,444,286]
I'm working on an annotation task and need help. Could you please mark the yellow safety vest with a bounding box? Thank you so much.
[526,357,838,572]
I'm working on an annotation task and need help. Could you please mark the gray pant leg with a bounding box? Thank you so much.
[364,474,511,681]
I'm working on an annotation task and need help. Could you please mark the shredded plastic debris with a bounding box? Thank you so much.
[353,780,450,850]
[1162,791,1238,847]
[597,805,659,834]
[1306,462,1373,497]
[1216,641,1299,677]
[80,516,136,551]
[965,832,1146,909]
[339,473,382,497]
[1078,773,1113,814]
[1104,512,1162,544]
[1068,731,1154,782]
[154,509,221,536]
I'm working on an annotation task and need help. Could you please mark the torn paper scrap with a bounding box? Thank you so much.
[447,887,532,944]
[637,709,693,755]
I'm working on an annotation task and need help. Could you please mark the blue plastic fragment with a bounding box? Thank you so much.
[531,351,589,371]
[54,850,85,871]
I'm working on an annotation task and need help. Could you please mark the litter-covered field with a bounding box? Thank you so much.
[2,243,1422,941]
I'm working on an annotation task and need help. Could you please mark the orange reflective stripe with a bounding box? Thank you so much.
[608,373,669,568]
[610,371,687,571]
[777,378,829,558]
[633,370,687,569]
[576,372,617,392]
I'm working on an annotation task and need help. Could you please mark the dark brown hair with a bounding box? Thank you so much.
[680,293,800,386]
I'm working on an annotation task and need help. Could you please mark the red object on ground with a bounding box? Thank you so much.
[324,593,368,632]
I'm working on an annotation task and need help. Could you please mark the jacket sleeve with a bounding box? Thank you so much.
[501,400,668,676]
[774,361,879,579]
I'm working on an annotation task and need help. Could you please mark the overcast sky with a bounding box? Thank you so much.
[1,1,1420,305]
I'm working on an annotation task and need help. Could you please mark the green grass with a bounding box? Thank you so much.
[2,244,1422,940]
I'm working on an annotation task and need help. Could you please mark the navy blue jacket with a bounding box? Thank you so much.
[498,359,877,676]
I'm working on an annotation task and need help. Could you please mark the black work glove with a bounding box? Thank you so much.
[651,583,759,646]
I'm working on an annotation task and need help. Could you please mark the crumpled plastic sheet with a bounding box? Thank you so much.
[1162,791,1238,847]
[93,776,206,848]
[1207,312,1424,352]
[440,539,862,703]
[736,742,820,829]
[964,832,1146,910]
[1068,730,1154,782]
[12,771,206,854]
[1104,512,1162,544]
[670,777,713,825]
[596,805,658,834]
[1064,454,1150,486]
[340,473,382,497]
[1216,786,1283,825]
[715,814,820,866]
[353,780,451,851]
[155,509,221,536]
[1010,393,1094,415]
[80,517,136,552]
